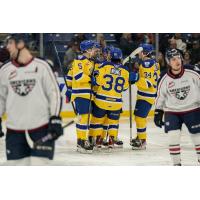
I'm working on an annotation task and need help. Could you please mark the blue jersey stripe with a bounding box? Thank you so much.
[74,72,83,80]
[137,128,146,133]
[96,94,122,102]
[137,91,157,98]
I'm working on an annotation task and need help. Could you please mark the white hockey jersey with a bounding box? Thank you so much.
[0,57,61,130]
[155,65,200,113]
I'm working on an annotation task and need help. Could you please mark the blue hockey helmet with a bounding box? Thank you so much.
[94,41,101,49]
[110,47,123,60]
[80,40,95,52]
[139,43,154,55]
[102,45,114,54]
[165,48,182,64]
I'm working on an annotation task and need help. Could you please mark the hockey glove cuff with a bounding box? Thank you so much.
[48,116,63,140]
[154,109,164,128]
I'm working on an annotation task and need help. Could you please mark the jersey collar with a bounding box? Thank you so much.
[12,57,34,68]
[167,65,184,79]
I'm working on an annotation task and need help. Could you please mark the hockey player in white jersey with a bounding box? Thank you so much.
[154,48,200,166]
[0,34,63,165]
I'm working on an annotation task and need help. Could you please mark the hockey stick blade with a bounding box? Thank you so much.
[122,47,143,65]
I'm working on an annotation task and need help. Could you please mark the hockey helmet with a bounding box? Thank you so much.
[139,43,154,55]
[165,48,182,64]
[80,40,95,52]
[110,47,123,60]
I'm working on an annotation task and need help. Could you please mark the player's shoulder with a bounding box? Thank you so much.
[98,61,111,69]
[140,58,156,68]
[34,57,55,72]
[184,64,200,75]
[0,59,12,72]
[119,64,129,72]
[34,57,51,66]
[76,55,88,61]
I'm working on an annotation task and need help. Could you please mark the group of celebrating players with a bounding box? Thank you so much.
[1,34,200,166]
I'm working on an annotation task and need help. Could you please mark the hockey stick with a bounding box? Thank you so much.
[122,47,143,65]
[25,118,78,149]
[123,47,143,142]
[52,38,77,115]
[128,57,133,142]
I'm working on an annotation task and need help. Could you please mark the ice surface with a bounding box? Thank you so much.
[0,118,199,166]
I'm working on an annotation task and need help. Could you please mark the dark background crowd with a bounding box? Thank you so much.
[0,33,199,74]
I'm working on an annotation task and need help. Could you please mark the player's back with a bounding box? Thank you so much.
[94,61,129,111]
[136,58,160,104]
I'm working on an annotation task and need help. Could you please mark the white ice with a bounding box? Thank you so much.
[0,118,199,166]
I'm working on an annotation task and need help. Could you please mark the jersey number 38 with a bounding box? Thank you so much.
[102,74,125,93]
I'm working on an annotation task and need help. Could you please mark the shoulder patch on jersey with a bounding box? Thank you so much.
[141,59,155,68]
[77,55,87,61]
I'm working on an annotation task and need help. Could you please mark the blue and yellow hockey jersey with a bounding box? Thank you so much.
[70,55,94,101]
[94,61,129,111]
[136,58,160,105]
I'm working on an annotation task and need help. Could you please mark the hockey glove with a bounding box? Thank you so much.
[90,76,98,86]
[0,118,4,138]
[65,87,72,102]
[129,72,139,83]
[48,116,63,140]
[154,109,164,128]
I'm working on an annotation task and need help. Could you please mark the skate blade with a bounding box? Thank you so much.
[114,144,123,148]
[132,146,146,150]
[77,148,93,154]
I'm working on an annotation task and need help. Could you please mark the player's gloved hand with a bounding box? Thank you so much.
[0,118,4,138]
[48,116,63,140]
[65,87,72,103]
[129,72,139,83]
[154,109,164,128]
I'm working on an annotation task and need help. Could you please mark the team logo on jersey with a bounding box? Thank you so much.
[168,81,175,88]
[169,85,190,100]
[144,61,150,68]
[9,70,17,80]
[10,79,36,96]
[111,68,121,76]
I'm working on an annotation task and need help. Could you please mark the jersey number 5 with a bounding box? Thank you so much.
[102,74,125,93]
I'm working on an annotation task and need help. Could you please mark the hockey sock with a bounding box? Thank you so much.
[107,118,119,139]
[88,115,105,138]
[102,117,109,139]
[76,114,89,140]
[135,116,147,140]
[190,133,200,161]
[168,130,181,165]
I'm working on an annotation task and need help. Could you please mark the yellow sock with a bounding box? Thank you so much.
[88,115,106,138]
[135,116,147,140]
[107,118,119,139]
[76,114,89,140]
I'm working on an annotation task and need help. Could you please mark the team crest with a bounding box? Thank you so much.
[10,79,36,96]
[169,85,190,100]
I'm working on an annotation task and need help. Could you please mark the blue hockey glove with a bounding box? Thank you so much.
[129,72,139,83]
